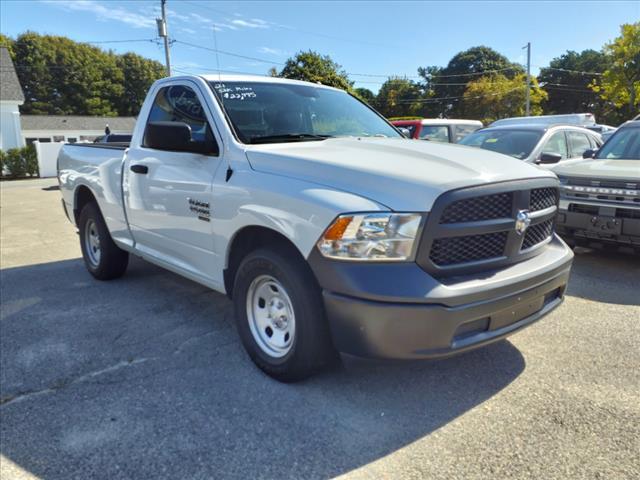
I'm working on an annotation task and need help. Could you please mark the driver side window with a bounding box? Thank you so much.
[542,131,568,159]
[146,84,217,149]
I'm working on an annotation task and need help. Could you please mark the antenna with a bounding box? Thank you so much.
[212,25,221,83]
[212,25,232,181]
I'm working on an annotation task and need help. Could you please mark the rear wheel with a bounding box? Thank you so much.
[78,202,129,280]
[233,247,336,382]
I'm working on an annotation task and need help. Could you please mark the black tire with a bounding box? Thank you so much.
[232,247,337,382]
[78,202,129,280]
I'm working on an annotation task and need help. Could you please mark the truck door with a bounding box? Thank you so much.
[123,82,223,283]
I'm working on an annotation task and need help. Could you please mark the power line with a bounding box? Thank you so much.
[174,39,286,66]
[535,65,604,76]
[85,38,159,44]
[180,0,403,50]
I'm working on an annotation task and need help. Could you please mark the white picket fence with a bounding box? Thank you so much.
[34,141,64,178]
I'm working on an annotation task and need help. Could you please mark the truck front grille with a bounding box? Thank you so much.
[440,192,512,223]
[430,231,508,266]
[530,187,558,211]
[521,219,554,250]
[417,179,559,276]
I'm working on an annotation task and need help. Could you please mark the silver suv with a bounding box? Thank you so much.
[551,120,640,253]
[459,124,603,167]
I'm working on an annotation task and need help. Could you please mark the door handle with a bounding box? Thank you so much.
[130,164,148,174]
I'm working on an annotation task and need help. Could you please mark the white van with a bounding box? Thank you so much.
[490,113,596,128]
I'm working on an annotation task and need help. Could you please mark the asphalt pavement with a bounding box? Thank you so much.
[1,178,639,479]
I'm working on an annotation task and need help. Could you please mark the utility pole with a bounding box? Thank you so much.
[157,0,171,76]
[524,42,531,116]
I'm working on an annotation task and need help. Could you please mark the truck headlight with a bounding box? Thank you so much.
[317,213,424,261]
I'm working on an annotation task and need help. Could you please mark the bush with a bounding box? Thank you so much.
[23,144,39,176]
[0,145,39,178]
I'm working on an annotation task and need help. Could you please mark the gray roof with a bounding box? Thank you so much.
[0,46,25,102]
[21,115,137,132]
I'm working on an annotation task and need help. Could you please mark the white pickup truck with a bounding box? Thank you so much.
[58,74,573,381]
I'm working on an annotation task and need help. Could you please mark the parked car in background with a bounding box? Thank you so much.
[458,124,603,167]
[490,113,596,128]
[391,119,482,143]
[551,120,640,253]
[57,74,573,381]
[585,124,617,141]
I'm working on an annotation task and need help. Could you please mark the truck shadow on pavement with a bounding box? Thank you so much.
[0,257,525,479]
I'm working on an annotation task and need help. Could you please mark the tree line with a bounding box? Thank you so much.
[271,22,638,125]
[0,32,166,117]
[1,23,637,125]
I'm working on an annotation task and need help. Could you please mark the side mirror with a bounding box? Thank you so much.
[538,152,563,164]
[144,121,217,155]
[397,127,411,138]
[582,148,597,159]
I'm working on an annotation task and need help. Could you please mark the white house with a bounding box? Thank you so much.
[0,46,136,149]
[21,115,136,145]
[0,46,25,150]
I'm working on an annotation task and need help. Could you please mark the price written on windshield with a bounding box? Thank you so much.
[214,83,257,100]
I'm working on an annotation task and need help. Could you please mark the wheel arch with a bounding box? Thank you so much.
[73,184,98,224]
[223,225,310,298]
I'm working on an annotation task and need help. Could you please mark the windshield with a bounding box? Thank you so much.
[596,126,640,160]
[419,125,450,142]
[209,81,401,144]
[459,129,543,159]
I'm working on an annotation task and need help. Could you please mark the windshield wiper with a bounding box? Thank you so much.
[248,133,334,144]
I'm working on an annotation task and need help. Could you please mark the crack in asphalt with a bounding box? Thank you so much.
[0,358,152,407]
[0,327,238,408]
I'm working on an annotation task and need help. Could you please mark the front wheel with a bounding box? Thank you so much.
[78,202,129,280]
[233,247,337,382]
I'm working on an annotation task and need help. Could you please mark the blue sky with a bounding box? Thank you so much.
[1,0,638,92]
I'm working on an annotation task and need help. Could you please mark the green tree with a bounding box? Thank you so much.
[0,33,15,57]
[375,78,424,118]
[353,87,376,106]
[116,52,166,116]
[7,32,165,117]
[591,22,640,119]
[418,46,524,117]
[462,74,547,124]
[539,49,612,121]
[276,50,353,91]
[13,32,123,115]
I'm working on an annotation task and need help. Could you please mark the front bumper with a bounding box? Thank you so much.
[309,235,573,359]
[556,199,640,252]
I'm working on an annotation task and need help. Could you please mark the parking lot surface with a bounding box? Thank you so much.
[1,178,639,480]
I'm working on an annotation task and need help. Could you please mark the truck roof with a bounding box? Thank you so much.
[490,113,596,127]
[391,119,482,126]
[478,123,598,133]
[195,73,342,91]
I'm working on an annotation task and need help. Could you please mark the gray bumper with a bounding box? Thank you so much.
[556,199,640,251]
[309,235,573,359]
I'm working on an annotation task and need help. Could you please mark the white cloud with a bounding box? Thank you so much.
[231,19,269,29]
[258,47,286,56]
[167,9,192,23]
[44,0,156,29]
[189,12,213,25]
[173,60,203,70]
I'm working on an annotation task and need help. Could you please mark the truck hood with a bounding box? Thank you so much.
[551,158,640,182]
[245,137,555,211]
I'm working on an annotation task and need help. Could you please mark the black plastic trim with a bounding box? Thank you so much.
[416,177,560,277]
